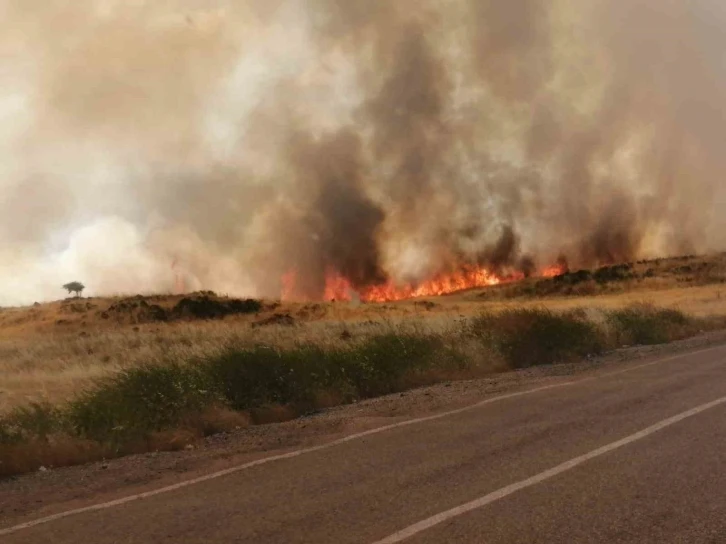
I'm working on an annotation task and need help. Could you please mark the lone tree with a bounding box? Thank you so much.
[63,282,85,297]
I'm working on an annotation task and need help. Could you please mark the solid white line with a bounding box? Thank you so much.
[1,344,724,536]
[372,394,726,544]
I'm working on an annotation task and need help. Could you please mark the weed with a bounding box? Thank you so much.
[608,305,693,346]
[207,344,334,411]
[0,435,108,477]
[469,308,604,368]
[207,334,451,410]
[0,403,66,443]
[0,304,711,478]
[336,334,447,397]
[68,363,220,444]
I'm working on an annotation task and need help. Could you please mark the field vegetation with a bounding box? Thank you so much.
[1,254,726,477]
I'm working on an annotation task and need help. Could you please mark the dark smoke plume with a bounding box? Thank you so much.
[1,0,725,304]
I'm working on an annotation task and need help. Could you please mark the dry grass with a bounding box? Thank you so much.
[0,405,252,476]
[0,434,111,476]
[472,284,726,318]
[0,254,723,478]
[2,286,724,413]
[0,302,720,477]
[1,254,726,414]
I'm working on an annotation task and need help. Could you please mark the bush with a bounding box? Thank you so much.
[593,264,634,284]
[172,296,263,320]
[0,333,454,458]
[68,363,220,444]
[336,334,449,397]
[0,403,66,444]
[0,305,707,477]
[207,334,450,410]
[469,308,604,368]
[553,269,593,286]
[608,305,693,346]
[207,345,338,411]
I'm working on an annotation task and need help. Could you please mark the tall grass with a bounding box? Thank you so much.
[607,305,696,345]
[0,305,709,477]
[209,334,448,411]
[69,363,221,444]
[468,308,604,368]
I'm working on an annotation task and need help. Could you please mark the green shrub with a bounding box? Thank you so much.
[0,305,708,478]
[337,334,446,397]
[469,308,604,368]
[68,363,220,444]
[206,344,339,410]
[206,334,449,409]
[608,305,692,346]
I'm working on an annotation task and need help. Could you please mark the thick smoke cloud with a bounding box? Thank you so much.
[1,0,725,305]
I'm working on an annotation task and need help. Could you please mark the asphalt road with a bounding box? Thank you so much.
[4,344,726,543]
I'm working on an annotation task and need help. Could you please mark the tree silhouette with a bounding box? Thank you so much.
[63,282,85,297]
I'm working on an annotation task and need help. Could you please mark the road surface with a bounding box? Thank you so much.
[3,343,726,543]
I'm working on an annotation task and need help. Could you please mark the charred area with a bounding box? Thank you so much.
[98,294,264,325]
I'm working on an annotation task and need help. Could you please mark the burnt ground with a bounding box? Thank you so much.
[98,293,264,325]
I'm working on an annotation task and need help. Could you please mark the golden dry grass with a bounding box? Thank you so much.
[1,254,725,413]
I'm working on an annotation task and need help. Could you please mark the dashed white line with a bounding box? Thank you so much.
[372,393,726,543]
[1,344,723,537]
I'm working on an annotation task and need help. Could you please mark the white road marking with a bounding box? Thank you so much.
[1,344,724,536]
[372,394,726,544]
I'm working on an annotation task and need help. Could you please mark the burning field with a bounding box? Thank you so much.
[3,253,726,477]
[1,250,726,477]
[281,262,566,303]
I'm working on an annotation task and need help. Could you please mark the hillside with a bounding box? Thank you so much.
[1,253,726,415]
[3,253,726,337]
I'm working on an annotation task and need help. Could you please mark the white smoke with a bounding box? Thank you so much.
[1,0,725,305]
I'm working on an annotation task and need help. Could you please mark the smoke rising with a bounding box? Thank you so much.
[1,0,725,305]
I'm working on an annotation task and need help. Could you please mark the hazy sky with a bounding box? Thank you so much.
[1,0,725,305]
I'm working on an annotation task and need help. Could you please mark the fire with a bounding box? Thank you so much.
[282,265,528,303]
[356,266,510,303]
[540,264,568,278]
[540,257,570,278]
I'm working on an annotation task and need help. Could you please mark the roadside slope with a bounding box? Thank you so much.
[3,338,726,543]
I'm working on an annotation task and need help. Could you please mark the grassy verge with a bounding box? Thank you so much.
[0,305,714,477]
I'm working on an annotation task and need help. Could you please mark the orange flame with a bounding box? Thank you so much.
[282,265,531,303]
[540,264,568,278]
[356,266,509,302]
